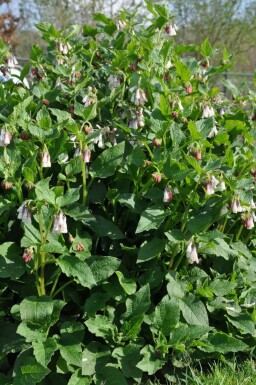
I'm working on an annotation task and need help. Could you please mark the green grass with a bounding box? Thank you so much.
[177,360,256,385]
[141,360,256,385]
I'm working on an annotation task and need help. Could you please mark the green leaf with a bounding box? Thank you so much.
[175,61,191,82]
[136,345,166,375]
[209,279,236,296]
[137,238,166,263]
[0,242,24,279]
[180,295,209,326]
[56,187,81,207]
[90,141,125,178]
[13,350,50,385]
[59,322,84,367]
[202,332,248,354]
[200,38,213,57]
[112,345,142,381]
[35,178,56,205]
[68,370,92,385]
[187,120,201,140]
[84,214,124,239]
[227,314,256,336]
[32,338,57,367]
[136,207,167,233]
[120,315,144,341]
[166,275,185,299]
[85,315,117,339]
[58,255,120,288]
[125,284,150,319]
[49,108,73,123]
[153,296,180,335]
[87,256,121,284]
[0,321,25,354]
[99,365,128,385]
[19,296,65,327]
[116,271,137,295]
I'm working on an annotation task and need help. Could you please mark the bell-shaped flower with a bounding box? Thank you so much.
[208,124,218,138]
[53,212,68,234]
[82,149,91,163]
[17,202,32,224]
[108,74,121,90]
[41,150,51,168]
[131,88,147,106]
[0,128,12,146]
[163,187,173,203]
[186,240,199,264]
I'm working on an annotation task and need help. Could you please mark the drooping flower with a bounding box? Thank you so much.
[163,187,173,203]
[0,128,12,146]
[152,172,162,183]
[202,105,215,118]
[219,181,226,191]
[108,74,121,90]
[205,183,215,195]
[17,202,32,224]
[116,19,127,30]
[186,240,199,264]
[129,118,138,130]
[164,23,178,37]
[6,55,18,68]
[22,247,34,263]
[82,149,91,163]
[208,124,218,138]
[131,88,147,106]
[53,212,68,234]
[41,150,51,168]
[137,108,145,127]
[230,198,244,213]
[242,213,255,229]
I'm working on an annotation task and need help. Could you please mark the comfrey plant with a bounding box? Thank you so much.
[1,2,256,384]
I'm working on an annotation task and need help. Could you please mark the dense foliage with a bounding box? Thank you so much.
[1,2,256,384]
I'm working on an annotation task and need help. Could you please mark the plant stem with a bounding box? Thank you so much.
[181,180,200,232]
[52,280,73,298]
[80,141,87,204]
[236,224,244,241]
[50,272,61,297]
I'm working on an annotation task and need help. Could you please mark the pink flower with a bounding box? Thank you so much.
[152,172,162,183]
[205,183,215,195]
[163,187,173,203]
[22,247,34,263]
[82,149,91,163]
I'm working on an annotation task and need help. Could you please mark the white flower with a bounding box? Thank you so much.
[131,88,147,106]
[166,60,173,69]
[41,150,51,168]
[53,212,68,234]
[220,205,228,216]
[17,202,32,224]
[83,149,91,163]
[202,105,215,118]
[250,199,256,209]
[219,181,226,191]
[108,75,121,91]
[129,118,138,129]
[163,187,173,203]
[74,147,81,157]
[208,125,218,138]
[241,303,255,308]
[210,175,219,189]
[116,20,126,30]
[186,241,199,264]
[164,24,178,37]
[205,183,215,195]
[177,98,184,111]
[7,55,18,68]
[0,128,11,146]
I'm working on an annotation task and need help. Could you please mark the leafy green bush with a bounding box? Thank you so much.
[0,1,256,384]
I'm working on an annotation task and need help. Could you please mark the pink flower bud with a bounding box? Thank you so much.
[152,172,162,183]
[163,187,173,203]
[82,149,91,163]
